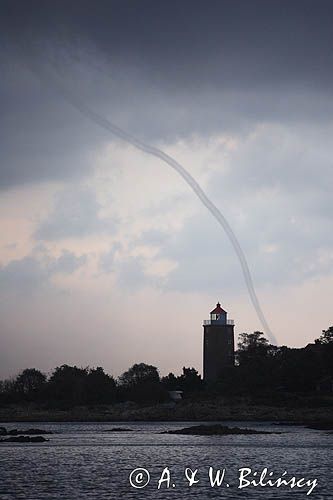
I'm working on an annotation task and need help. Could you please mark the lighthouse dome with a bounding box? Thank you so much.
[210,302,227,315]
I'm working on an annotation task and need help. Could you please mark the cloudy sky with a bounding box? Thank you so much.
[1,0,332,379]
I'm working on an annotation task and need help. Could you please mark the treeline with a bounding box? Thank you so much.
[0,327,332,407]
[214,326,333,400]
[0,363,202,407]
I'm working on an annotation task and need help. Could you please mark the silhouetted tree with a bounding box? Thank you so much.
[161,368,202,394]
[161,372,179,390]
[316,326,333,345]
[314,326,333,378]
[119,363,160,387]
[48,365,88,405]
[0,377,17,403]
[237,331,270,365]
[118,363,167,403]
[235,332,280,393]
[85,367,117,404]
[15,368,46,400]
[178,367,202,392]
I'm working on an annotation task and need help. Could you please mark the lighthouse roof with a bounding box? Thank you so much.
[210,302,227,314]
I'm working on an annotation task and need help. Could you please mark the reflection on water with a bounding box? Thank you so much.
[0,421,332,499]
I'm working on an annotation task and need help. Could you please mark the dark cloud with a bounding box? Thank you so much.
[0,60,108,190]
[1,1,333,189]
[2,1,333,89]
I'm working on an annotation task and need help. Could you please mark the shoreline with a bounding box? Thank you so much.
[1,402,332,424]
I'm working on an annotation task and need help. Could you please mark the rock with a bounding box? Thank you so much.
[23,428,53,435]
[161,424,278,436]
[29,436,48,442]
[307,422,333,431]
[271,422,304,426]
[0,435,48,443]
[8,428,52,435]
[104,428,133,432]
[0,427,7,436]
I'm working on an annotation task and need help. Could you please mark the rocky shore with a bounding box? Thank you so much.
[0,398,332,424]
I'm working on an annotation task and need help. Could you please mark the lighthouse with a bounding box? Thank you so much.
[203,302,235,382]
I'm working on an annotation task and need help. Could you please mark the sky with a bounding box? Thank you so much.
[1,0,333,379]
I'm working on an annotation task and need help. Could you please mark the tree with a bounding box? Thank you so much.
[314,326,333,377]
[119,363,160,387]
[161,368,202,393]
[178,367,202,392]
[238,331,269,351]
[85,367,117,404]
[235,332,280,394]
[15,368,46,399]
[315,326,333,345]
[48,365,88,405]
[0,377,17,403]
[118,363,167,403]
[161,372,179,390]
[237,331,270,366]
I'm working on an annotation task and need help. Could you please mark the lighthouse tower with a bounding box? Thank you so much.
[203,302,235,382]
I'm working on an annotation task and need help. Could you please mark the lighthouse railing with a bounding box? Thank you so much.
[203,319,234,326]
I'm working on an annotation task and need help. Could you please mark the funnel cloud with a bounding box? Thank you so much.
[29,66,276,344]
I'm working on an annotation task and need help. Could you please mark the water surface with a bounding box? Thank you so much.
[0,421,331,499]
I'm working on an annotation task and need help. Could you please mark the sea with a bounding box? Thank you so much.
[0,421,332,499]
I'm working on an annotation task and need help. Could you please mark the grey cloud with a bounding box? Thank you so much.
[138,229,170,247]
[130,129,333,294]
[0,256,50,293]
[99,243,123,273]
[115,257,156,292]
[0,250,86,294]
[213,124,333,196]
[48,250,87,274]
[155,213,244,294]
[35,186,116,240]
[125,212,245,294]
[143,207,333,294]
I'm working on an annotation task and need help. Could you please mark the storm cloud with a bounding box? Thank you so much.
[1,0,333,188]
